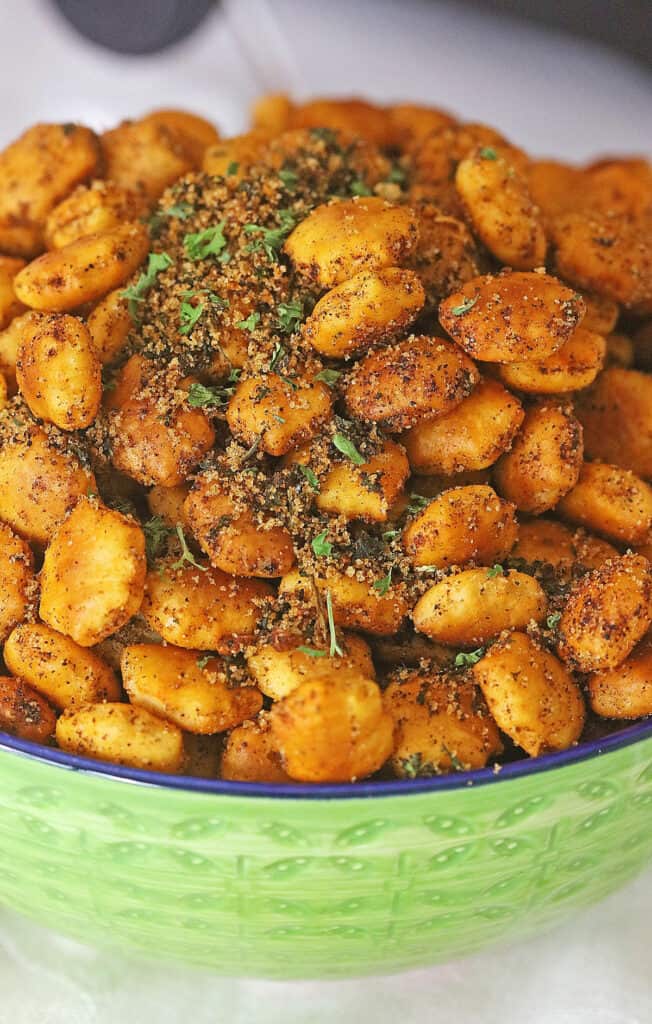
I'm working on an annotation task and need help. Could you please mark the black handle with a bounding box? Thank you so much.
[53,0,217,55]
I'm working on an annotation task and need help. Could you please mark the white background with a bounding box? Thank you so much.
[0,0,650,1020]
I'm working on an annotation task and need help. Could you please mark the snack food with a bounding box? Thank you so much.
[0,97,650,783]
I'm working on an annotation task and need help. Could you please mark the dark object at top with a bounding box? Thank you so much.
[53,0,650,65]
[53,0,216,55]
[468,0,651,66]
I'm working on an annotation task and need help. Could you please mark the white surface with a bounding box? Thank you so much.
[0,872,651,1024]
[0,0,650,1020]
[0,0,650,155]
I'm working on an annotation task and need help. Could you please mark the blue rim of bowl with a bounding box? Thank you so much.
[0,718,650,799]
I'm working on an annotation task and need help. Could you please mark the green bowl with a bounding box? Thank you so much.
[0,723,650,979]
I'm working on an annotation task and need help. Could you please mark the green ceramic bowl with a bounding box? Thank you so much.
[0,722,650,979]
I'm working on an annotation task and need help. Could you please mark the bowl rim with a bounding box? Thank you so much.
[0,718,650,799]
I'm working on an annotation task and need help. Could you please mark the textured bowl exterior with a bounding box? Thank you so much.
[0,735,651,979]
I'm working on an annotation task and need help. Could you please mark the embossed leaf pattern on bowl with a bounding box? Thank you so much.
[0,736,650,978]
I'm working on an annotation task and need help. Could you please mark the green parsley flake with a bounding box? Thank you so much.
[314,368,341,387]
[121,251,173,320]
[299,464,320,492]
[226,161,239,176]
[143,515,174,565]
[268,341,287,372]
[479,147,498,160]
[387,165,406,185]
[164,201,194,219]
[297,646,328,658]
[181,288,229,308]
[187,383,220,408]
[442,745,465,771]
[276,300,303,334]
[170,525,207,572]
[486,564,504,578]
[333,433,365,465]
[310,127,338,144]
[454,648,485,668]
[186,372,240,409]
[400,752,436,779]
[546,612,562,630]
[373,565,393,596]
[179,300,204,335]
[312,530,333,557]
[196,654,212,669]
[243,209,296,261]
[407,493,429,515]
[236,312,261,332]
[382,528,400,541]
[325,589,344,658]
[108,498,134,516]
[148,201,194,235]
[351,179,373,197]
[451,296,478,316]
[278,168,298,190]
[184,221,228,261]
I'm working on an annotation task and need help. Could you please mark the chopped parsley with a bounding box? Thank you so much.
[373,565,394,596]
[179,300,205,335]
[387,164,406,185]
[278,168,298,190]
[143,515,174,565]
[486,564,504,578]
[240,435,263,464]
[276,300,303,334]
[479,147,498,160]
[226,161,239,176]
[350,179,373,197]
[181,288,228,307]
[442,745,465,771]
[311,530,333,557]
[196,654,212,669]
[310,127,338,144]
[187,371,240,408]
[450,296,478,316]
[299,464,320,492]
[184,221,228,262]
[268,341,287,372]
[243,209,296,260]
[400,752,436,779]
[325,589,344,658]
[235,311,261,332]
[148,201,194,235]
[546,611,562,630]
[454,648,485,668]
[170,525,207,572]
[314,368,341,387]
[121,251,173,320]
[333,432,365,466]
[163,201,194,219]
[108,498,135,516]
[382,528,400,541]
[407,493,429,515]
[297,646,328,658]
[179,291,229,333]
